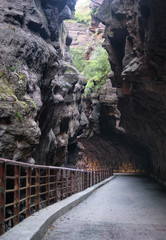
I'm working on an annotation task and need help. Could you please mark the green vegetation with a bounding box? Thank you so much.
[75,10,91,24]
[70,47,85,72]
[17,73,25,80]
[0,70,37,121]
[90,6,99,16]
[9,62,20,72]
[70,46,110,95]
[16,112,23,122]
[0,72,17,100]
[75,0,91,24]
[29,99,37,109]
[84,46,110,94]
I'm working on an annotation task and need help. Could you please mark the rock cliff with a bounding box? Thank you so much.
[0,0,87,165]
[96,0,166,183]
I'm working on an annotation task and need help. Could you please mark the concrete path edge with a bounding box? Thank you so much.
[0,176,115,240]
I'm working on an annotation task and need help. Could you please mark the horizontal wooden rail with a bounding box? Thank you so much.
[0,158,112,235]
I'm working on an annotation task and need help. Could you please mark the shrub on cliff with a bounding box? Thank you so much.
[71,46,110,95]
[70,47,85,72]
[75,0,91,24]
[83,46,110,94]
[75,10,91,24]
[70,46,110,95]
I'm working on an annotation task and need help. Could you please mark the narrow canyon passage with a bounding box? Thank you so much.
[43,176,166,240]
[0,0,166,237]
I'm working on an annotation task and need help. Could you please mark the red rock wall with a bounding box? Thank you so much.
[97,0,166,184]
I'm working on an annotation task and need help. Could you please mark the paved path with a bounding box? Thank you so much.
[42,176,166,240]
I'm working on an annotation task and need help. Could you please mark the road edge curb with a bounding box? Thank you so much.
[0,176,115,240]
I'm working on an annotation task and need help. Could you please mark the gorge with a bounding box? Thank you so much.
[0,0,166,186]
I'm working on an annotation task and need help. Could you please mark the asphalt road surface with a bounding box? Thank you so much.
[43,175,166,240]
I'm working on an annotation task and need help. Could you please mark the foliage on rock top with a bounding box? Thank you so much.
[84,46,110,95]
[70,45,110,95]
[70,47,85,72]
[75,10,91,24]
[74,0,91,24]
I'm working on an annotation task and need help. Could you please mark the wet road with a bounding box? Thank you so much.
[43,176,166,240]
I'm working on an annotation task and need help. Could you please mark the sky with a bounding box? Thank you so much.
[76,0,85,7]
[76,0,89,8]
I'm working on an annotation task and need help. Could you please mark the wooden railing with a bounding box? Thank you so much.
[0,158,112,235]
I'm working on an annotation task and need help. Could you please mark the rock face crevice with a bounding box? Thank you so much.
[0,0,87,165]
[96,0,166,182]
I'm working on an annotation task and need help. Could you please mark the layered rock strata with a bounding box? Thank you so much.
[0,0,87,165]
[96,0,166,182]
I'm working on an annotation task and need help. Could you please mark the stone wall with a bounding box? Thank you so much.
[0,0,87,165]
